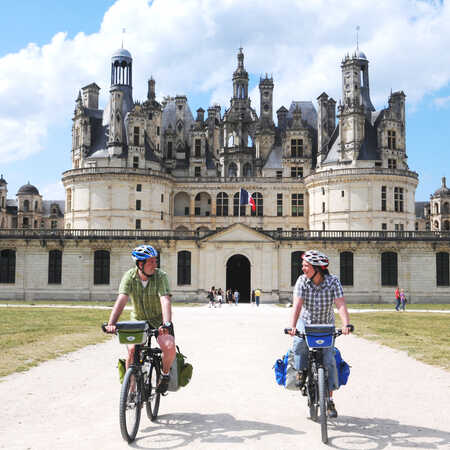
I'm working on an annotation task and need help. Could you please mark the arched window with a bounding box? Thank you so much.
[233,192,245,216]
[443,202,449,214]
[34,201,38,211]
[228,134,234,147]
[94,250,110,285]
[194,192,211,217]
[177,251,191,285]
[228,162,237,177]
[0,249,15,283]
[340,252,354,286]
[174,192,190,216]
[434,220,440,230]
[243,163,252,177]
[23,200,30,212]
[216,192,229,216]
[250,192,263,217]
[434,203,439,215]
[291,251,304,286]
[444,220,450,231]
[381,252,397,286]
[436,252,449,286]
[48,250,62,284]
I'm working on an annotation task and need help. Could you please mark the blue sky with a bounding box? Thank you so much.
[0,0,449,202]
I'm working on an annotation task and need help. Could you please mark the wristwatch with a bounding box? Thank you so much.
[163,321,172,327]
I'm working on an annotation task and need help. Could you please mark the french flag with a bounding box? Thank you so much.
[240,188,256,211]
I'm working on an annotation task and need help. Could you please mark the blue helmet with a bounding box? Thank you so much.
[131,245,158,261]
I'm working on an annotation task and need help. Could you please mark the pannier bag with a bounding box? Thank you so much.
[274,350,298,390]
[168,345,193,392]
[334,347,351,386]
[118,358,126,384]
[304,324,335,349]
[117,321,149,345]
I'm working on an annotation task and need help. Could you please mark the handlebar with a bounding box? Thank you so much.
[284,324,354,338]
[101,321,162,338]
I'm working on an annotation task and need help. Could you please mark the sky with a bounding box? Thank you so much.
[0,0,449,202]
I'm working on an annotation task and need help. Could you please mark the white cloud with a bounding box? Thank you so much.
[433,95,450,109]
[1,0,450,163]
[41,180,66,200]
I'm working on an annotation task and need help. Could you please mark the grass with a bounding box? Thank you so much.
[0,307,113,378]
[336,312,450,371]
[0,300,203,307]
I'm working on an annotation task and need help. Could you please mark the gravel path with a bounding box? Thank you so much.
[1,305,449,449]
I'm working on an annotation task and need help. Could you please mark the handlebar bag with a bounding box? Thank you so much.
[117,321,149,345]
[304,324,334,348]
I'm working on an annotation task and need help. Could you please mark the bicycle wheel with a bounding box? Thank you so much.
[307,362,318,421]
[318,367,328,444]
[119,368,142,443]
[146,362,161,421]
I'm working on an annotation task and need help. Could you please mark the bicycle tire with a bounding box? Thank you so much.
[119,368,142,443]
[318,367,328,444]
[146,362,161,421]
[307,364,318,421]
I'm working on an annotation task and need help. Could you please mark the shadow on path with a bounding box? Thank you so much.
[131,412,303,448]
[328,415,450,449]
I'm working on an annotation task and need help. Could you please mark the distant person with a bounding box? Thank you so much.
[251,289,255,305]
[234,289,239,306]
[394,287,401,311]
[217,288,223,307]
[207,286,215,308]
[255,288,261,307]
[400,288,407,311]
[226,288,233,305]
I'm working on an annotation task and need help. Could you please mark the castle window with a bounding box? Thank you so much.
[0,249,16,283]
[135,219,141,230]
[415,222,419,231]
[322,187,325,195]
[195,167,201,178]
[161,211,164,220]
[322,202,326,213]
[133,127,140,146]
[67,189,72,211]
[161,194,164,203]
[381,252,397,286]
[291,166,303,178]
[23,200,29,212]
[51,220,57,229]
[233,192,246,216]
[381,186,387,211]
[250,192,263,217]
[177,251,191,285]
[157,126,160,136]
[243,163,252,177]
[341,191,345,197]
[133,157,139,168]
[291,251,305,286]
[322,222,326,230]
[395,223,404,231]
[136,184,142,192]
[167,142,173,159]
[291,193,304,217]
[136,200,141,211]
[437,252,450,286]
[216,192,229,217]
[388,159,397,169]
[48,250,62,284]
[148,112,153,120]
[394,187,404,212]
[388,130,396,150]
[75,128,80,148]
[195,139,201,157]
[277,193,283,217]
[291,139,303,157]
[228,163,238,177]
[382,223,387,230]
[23,217,29,228]
[340,252,354,286]
[276,171,282,179]
[94,250,110,285]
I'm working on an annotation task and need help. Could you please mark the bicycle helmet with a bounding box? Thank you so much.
[302,250,329,269]
[131,244,158,261]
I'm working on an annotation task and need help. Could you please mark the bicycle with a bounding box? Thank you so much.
[284,324,354,444]
[102,321,163,443]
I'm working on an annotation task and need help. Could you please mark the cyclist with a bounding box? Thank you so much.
[287,250,351,418]
[105,244,176,394]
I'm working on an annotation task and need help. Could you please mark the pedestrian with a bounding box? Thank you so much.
[400,288,407,311]
[255,288,261,307]
[234,288,239,306]
[251,289,255,305]
[217,288,223,307]
[207,286,215,308]
[394,286,401,311]
[226,288,233,305]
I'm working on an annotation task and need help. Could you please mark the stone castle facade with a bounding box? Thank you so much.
[0,47,449,303]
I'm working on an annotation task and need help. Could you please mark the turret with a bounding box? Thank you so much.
[81,83,100,109]
[232,48,249,100]
[259,74,274,123]
[147,77,156,101]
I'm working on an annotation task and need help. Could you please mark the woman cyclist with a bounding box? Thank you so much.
[287,250,352,418]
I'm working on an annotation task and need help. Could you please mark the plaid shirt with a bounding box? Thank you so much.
[293,274,344,324]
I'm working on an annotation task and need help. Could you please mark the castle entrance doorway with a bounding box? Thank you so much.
[226,254,251,302]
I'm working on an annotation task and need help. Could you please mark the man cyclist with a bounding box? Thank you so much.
[288,250,351,418]
[105,244,176,394]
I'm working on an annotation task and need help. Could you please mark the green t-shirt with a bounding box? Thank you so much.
[118,267,171,327]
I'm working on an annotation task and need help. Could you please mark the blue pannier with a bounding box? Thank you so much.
[334,347,351,386]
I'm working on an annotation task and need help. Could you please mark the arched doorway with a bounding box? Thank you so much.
[226,254,251,302]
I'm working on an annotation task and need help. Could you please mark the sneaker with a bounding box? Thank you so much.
[327,400,338,418]
[156,374,170,394]
[295,370,307,389]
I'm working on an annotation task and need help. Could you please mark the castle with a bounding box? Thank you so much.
[0,47,449,302]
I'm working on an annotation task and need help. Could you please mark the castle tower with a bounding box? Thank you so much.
[232,48,249,102]
[259,74,274,123]
[317,92,336,167]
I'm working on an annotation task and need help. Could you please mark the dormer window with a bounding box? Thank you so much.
[291,139,303,158]
[388,130,396,150]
